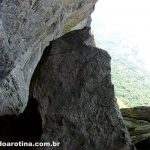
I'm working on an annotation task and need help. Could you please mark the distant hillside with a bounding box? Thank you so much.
[95,36,150,107]
[117,97,128,108]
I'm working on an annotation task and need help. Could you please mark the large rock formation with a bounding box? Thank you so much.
[29,28,134,149]
[0,0,134,149]
[0,0,96,115]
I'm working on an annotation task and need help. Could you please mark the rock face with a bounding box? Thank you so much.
[121,107,150,122]
[29,28,134,150]
[0,0,97,115]
[121,107,150,149]
[0,0,134,149]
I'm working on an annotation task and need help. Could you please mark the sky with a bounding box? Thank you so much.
[91,0,150,69]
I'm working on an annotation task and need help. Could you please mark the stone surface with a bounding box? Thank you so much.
[0,0,97,115]
[121,107,150,122]
[123,117,150,144]
[121,107,150,149]
[0,0,134,149]
[30,28,134,150]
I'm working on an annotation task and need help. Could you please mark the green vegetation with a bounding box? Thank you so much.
[96,37,150,107]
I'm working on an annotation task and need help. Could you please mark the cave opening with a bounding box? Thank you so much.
[0,97,42,143]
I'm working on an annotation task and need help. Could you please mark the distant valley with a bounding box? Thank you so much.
[95,35,150,107]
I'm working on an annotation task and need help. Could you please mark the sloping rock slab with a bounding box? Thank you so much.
[121,107,150,149]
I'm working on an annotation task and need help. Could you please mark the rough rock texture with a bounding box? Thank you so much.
[121,107,150,122]
[121,107,150,149]
[123,117,150,144]
[0,0,135,149]
[0,0,97,115]
[29,28,134,150]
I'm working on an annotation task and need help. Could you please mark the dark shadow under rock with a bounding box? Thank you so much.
[135,138,150,150]
[0,98,42,149]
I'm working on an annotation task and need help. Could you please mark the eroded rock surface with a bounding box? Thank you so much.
[0,0,97,115]
[121,107,150,149]
[0,0,134,149]
[121,107,150,122]
[29,28,134,150]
